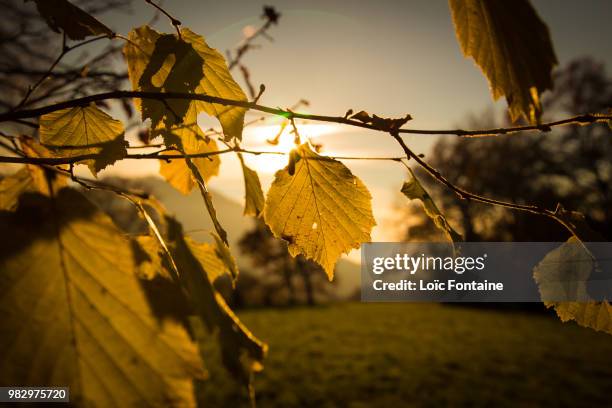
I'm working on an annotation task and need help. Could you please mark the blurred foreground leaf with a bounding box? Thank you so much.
[449,0,557,123]
[0,188,205,406]
[32,0,113,40]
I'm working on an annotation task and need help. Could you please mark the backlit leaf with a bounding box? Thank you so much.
[32,0,113,40]
[211,232,239,283]
[165,218,267,385]
[449,0,557,123]
[129,208,260,383]
[0,168,32,211]
[0,138,70,210]
[134,234,233,284]
[20,136,68,195]
[534,239,612,335]
[264,143,375,279]
[546,301,612,336]
[186,237,236,283]
[0,188,205,406]
[123,25,247,141]
[239,154,264,217]
[401,168,463,243]
[39,104,126,175]
[159,118,221,194]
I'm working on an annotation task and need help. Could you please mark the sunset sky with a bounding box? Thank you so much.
[97,0,612,243]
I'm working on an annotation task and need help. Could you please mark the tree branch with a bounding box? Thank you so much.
[1,90,609,137]
[0,146,405,165]
[388,131,586,240]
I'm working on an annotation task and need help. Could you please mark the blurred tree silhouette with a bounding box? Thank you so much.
[402,57,612,242]
[0,0,131,115]
[239,219,335,306]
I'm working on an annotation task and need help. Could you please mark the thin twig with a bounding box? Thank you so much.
[13,34,111,109]
[227,6,280,70]
[388,131,582,239]
[0,147,405,165]
[144,0,182,38]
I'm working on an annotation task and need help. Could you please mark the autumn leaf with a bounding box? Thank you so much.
[32,0,113,40]
[239,154,265,217]
[186,236,238,283]
[0,188,205,406]
[129,205,261,384]
[0,138,68,210]
[401,167,462,243]
[533,239,612,335]
[264,143,375,279]
[39,104,127,175]
[449,0,557,123]
[134,234,236,284]
[20,136,69,195]
[123,25,247,141]
[546,302,612,336]
[159,118,221,194]
[164,218,267,386]
[0,168,33,211]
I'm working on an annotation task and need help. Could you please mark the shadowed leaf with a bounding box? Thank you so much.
[534,239,612,335]
[239,154,264,217]
[0,188,205,407]
[186,237,236,283]
[401,167,462,243]
[123,25,247,141]
[39,104,126,175]
[158,117,221,194]
[449,0,557,123]
[32,0,113,40]
[0,168,33,211]
[164,218,267,386]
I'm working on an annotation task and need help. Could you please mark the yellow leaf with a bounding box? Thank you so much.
[158,112,221,194]
[32,0,113,40]
[239,154,264,217]
[0,138,69,209]
[123,25,247,140]
[20,136,69,195]
[534,239,612,336]
[401,168,462,243]
[449,0,557,123]
[186,236,237,283]
[548,302,612,336]
[264,143,375,279]
[0,168,32,211]
[0,188,205,406]
[133,235,169,280]
[135,232,236,284]
[39,104,126,175]
[165,218,266,385]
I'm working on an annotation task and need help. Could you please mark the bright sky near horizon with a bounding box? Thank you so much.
[96,0,612,247]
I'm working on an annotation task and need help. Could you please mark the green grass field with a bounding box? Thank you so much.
[198,303,612,407]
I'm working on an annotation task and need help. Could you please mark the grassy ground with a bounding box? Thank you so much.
[198,303,612,407]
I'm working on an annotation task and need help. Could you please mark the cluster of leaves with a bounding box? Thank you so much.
[0,0,610,405]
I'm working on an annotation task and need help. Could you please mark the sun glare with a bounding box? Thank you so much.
[242,123,340,174]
